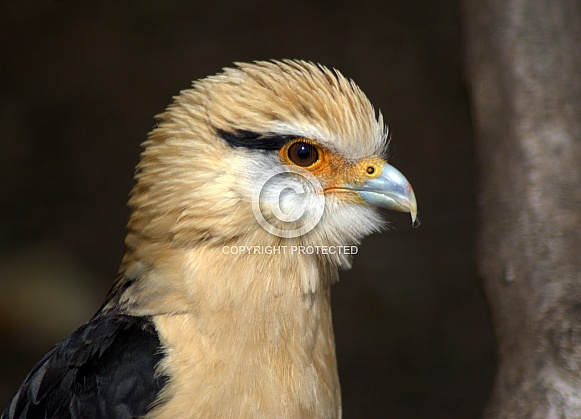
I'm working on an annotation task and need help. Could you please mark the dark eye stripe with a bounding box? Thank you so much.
[217,128,296,150]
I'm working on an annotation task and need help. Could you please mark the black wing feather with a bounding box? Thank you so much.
[2,314,167,419]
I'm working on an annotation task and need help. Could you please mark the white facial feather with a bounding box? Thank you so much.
[239,152,387,268]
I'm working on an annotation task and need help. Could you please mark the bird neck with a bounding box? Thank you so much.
[114,234,342,417]
[115,231,341,315]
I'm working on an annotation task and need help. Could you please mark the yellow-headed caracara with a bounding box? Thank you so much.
[2,60,417,419]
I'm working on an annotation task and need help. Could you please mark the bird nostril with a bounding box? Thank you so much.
[366,166,375,175]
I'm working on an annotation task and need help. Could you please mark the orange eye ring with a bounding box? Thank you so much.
[281,139,323,169]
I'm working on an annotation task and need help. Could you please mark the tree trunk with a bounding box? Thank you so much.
[463,1,581,417]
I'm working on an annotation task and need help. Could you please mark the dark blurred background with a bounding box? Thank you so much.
[0,1,495,417]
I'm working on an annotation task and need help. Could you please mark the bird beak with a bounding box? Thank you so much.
[352,163,417,224]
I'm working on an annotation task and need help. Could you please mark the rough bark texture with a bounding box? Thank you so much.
[464,1,581,418]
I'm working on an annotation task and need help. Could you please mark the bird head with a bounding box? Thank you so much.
[126,60,416,270]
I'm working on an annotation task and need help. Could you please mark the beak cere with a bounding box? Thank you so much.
[324,160,417,224]
[355,163,417,223]
[325,156,418,225]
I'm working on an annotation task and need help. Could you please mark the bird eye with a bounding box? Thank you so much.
[287,141,319,167]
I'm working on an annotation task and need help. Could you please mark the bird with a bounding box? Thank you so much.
[2,60,417,419]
